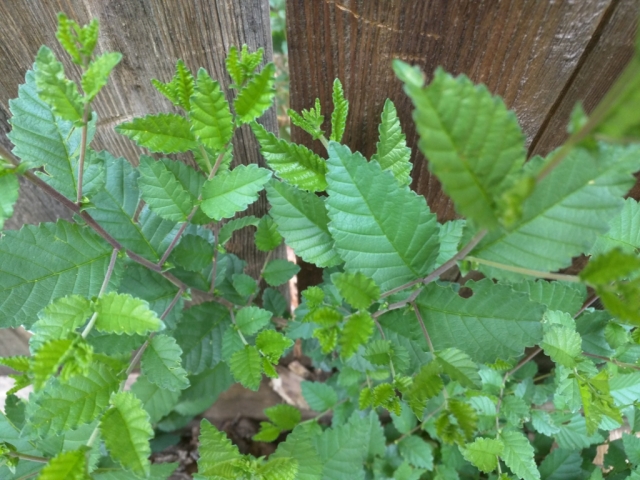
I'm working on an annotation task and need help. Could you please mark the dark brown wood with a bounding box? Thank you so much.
[0,0,282,276]
[287,0,637,223]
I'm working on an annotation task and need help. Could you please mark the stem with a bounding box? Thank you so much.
[85,426,101,448]
[210,232,219,293]
[246,250,273,306]
[8,452,49,464]
[198,144,213,173]
[585,353,640,371]
[81,248,120,339]
[465,256,581,283]
[229,309,249,346]
[393,405,444,444]
[318,135,329,150]
[411,302,434,354]
[76,104,90,204]
[574,295,599,317]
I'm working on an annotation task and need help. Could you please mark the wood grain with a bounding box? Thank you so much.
[0,0,283,277]
[287,0,636,222]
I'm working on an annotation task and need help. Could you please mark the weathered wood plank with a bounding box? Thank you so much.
[287,0,636,223]
[0,1,280,276]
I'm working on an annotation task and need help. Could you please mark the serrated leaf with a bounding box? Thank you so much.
[398,436,434,470]
[266,180,341,267]
[330,78,349,142]
[137,156,194,222]
[538,448,582,480]
[34,46,84,123]
[90,152,180,261]
[256,330,293,364]
[541,326,582,368]
[131,374,180,424]
[236,306,273,336]
[229,345,263,391]
[591,198,640,256]
[101,391,153,478]
[510,280,586,315]
[395,63,526,228]
[436,348,482,388]
[364,339,393,366]
[257,457,298,480]
[31,338,75,389]
[313,416,368,479]
[265,404,302,431]
[232,273,258,297]
[500,430,540,480]
[251,121,328,192]
[530,409,560,436]
[174,302,230,374]
[262,288,288,317]
[340,312,374,358]
[435,219,465,269]
[152,59,194,110]
[219,215,260,246]
[461,437,503,474]
[197,419,244,477]
[473,144,640,279]
[201,164,271,220]
[170,234,213,272]
[272,424,324,480]
[94,292,164,335]
[141,335,189,392]
[0,221,114,329]
[28,361,120,436]
[225,45,244,87]
[38,449,87,480]
[255,215,283,252]
[262,259,300,286]
[30,295,93,352]
[436,399,477,445]
[371,383,401,415]
[56,13,82,64]
[116,113,198,153]
[408,362,443,418]
[301,381,338,412]
[623,433,640,465]
[332,272,380,310]
[234,63,276,123]
[82,52,122,101]
[254,421,282,442]
[190,68,234,150]
[415,280,543,363]
[326,142,439,291]
[78,18,99,58]
[0,174,18,230]
[371,99,412,186]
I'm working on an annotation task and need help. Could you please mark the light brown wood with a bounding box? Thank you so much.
[287,0,637,223]
[0,0,281,276]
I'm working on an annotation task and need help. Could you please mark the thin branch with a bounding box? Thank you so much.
[574,295,599,318]
[81,248,121,339]
[411,302,434,354]
[465,256,581,283]
[8,452,49,464]
[76,104,90,204]
[210,232,219,293]
[157,205,198,267]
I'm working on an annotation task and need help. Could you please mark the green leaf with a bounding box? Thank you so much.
[251,121,328,192]
[56,13,82,64]
[201,164,271,220]
[0,174,19,230]
[116,113,198,153]
[225,45,264,87]
[461,437,503,474]
[197,419,244,478]
[256,330,293,364]
[0,221,114,329]
[27,361,120,436]
[340,312,374,358]
[137,156,194,222]
[371,99,412,186]
[435,219,465,269]
[541,326,582,368]
[255,215,283,252]
[130,374,180,424]
[262,288,288,317]
[257,457,298,480]
[94,292,164,335]
[262,259,300,286]
[100,391,153,478]
[236,306,273,336]
[394,63,526,228]
[326,142,439,291]
[473,144,640,279]
[265,404,302,431]
[190,68,234,150]
[266,180,341,267]
[623,433,640,465]
[174,363,234,417]
[78,18,99,58]
[82,52,122,101]
[38,449,87,480]
[30,295,93,352]
[219,215,260,246]
[510,279,586,315]
[174,302,231,374]
[332,271,380,310]
[500,430,540,480]
[414,280,543,363]
[408,362,443,417]
[330,78,349,142]
[301,381,338,412]
[8,68,97,198]
[229,345,263,391]
[399,436,434,470]
[34,46,84,124]
[141,334,189,392]
[436,347,482,388]
[31,338,75,389]
[234,63,276,123]
[313,416,368,479]
[170,234,213,272]
[90,152,180,261]
[254,421,282,442]
[151,59,195,110]
[232,273,258,297]
[591,198,640,256]
[538,448,582,480]
[271,425,323,480]
[435,399,476,445]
